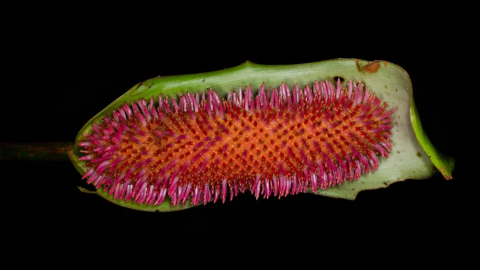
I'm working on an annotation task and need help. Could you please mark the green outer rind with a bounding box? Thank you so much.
[69,58,453,211]
[410,96,454,179]
[96,189,199,212]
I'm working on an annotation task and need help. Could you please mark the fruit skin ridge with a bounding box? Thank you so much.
[78,79,395,206]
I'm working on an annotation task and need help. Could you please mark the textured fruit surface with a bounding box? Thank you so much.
[69,59,454,212]
[79,79,395,206]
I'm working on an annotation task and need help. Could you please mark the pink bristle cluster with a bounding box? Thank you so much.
[78,79,396,206]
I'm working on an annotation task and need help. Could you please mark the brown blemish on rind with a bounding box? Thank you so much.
[354,59,381,73]
[355,59,362,72]
[439,167,453,180]
[416,152,422,157]
[363,62,380,73]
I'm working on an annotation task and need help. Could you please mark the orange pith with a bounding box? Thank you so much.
[79,80,395,206]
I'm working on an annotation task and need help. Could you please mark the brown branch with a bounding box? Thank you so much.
[0,142,73,161]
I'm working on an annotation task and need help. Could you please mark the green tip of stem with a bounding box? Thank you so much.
[410,96,455,180]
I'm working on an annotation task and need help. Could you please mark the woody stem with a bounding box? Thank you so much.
[0,142,73,161]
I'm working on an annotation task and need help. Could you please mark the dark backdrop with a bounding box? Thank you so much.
[1,6,472,263]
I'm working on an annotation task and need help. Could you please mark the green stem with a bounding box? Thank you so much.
[0,142,73,161]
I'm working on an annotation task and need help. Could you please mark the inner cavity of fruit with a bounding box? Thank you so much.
[78,79,396,206]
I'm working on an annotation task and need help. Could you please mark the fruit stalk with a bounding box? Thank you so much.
[0,141,73,161]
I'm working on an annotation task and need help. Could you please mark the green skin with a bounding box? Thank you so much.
[0,59,454,212]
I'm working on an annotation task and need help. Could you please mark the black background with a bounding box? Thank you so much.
[1,4,474,263]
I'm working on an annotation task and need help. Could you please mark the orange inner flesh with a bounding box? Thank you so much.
[106,99,386,190]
